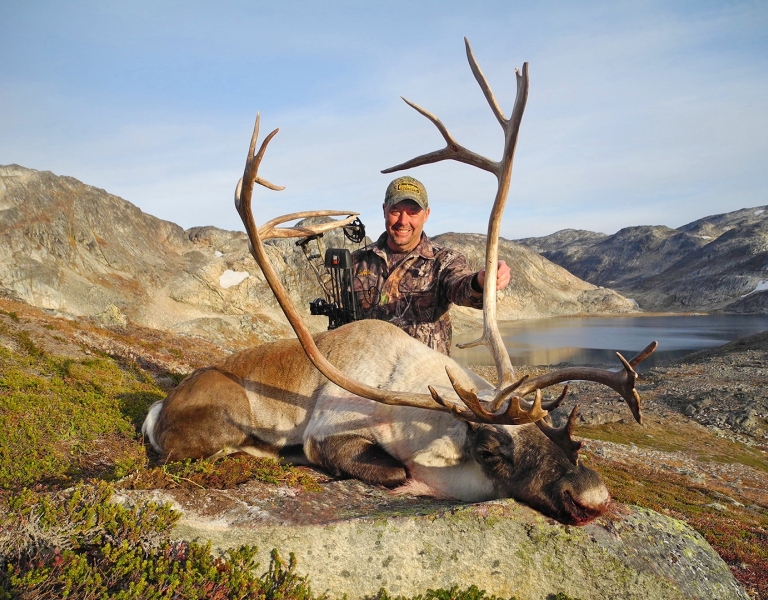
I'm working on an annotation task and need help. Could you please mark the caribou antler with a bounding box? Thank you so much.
[235,113,546,424]
[237,39,657,428]
[382,38,656,424]
[512,341,658,424]
[258,210,360,239]
[383,38,524,393]
[536,407,583,466]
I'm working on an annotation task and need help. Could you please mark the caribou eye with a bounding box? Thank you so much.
[478,449,509,466]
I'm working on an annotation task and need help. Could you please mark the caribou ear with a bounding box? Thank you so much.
[535,406,583,466]
[465,420,481,433]
[462,421,482,454]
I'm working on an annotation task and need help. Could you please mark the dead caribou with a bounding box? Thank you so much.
[142,39,656,525]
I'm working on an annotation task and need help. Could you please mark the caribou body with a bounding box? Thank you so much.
[142,38,655,526]
[144,319,610,525]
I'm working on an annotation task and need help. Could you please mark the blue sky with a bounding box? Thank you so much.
[1,1,766,238]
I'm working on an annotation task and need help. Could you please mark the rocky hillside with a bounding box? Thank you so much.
[0,165,636,346]
[432,232,636,323]
[0,164,365,347]
[516,206,768,313]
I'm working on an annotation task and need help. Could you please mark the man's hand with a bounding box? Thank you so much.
[476,260,511,291]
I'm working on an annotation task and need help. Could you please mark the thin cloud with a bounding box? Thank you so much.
[0,1,766,239]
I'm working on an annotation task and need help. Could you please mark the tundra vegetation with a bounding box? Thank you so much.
[0,298,766,599]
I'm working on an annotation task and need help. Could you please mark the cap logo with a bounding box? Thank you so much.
[396,182,421,194]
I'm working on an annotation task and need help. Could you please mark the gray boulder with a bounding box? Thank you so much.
[119,480,748,600]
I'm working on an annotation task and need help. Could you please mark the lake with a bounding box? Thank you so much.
[451,314,768,370]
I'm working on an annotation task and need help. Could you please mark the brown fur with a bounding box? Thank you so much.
[155,367,254,460]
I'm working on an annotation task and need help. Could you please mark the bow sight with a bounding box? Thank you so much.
[298,217,365,330]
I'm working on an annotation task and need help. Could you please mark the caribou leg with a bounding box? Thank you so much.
[307,434,408,488]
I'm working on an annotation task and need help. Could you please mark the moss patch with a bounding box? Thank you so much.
[120,455,322,493]
[371,585,522,600]
[588,455,768,597]
[579,418,768,473]
[0,337,160,489]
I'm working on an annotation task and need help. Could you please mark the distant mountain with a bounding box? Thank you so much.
[0,164,358,347]
[516,207,768,313]
[0,165,636,347]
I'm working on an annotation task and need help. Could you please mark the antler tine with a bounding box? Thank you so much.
[381,98,498,175]
[464,37,506,127]
[542,384,570,412]
[536,406,583,466]
[628,340,659,368]
[246,113,285,193]
[497,341,658,425]
[429,368,548,425]
[429,383,548,425]
[490,374,529,410]
[235,114,285,239]
[258,210,360,240]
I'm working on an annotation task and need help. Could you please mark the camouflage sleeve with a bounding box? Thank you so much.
[437,249,484,310]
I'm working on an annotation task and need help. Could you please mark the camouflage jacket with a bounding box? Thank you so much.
[351,232,483,355]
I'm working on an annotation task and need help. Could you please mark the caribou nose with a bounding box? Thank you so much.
[563,487,611,525]
[579,481,610,508]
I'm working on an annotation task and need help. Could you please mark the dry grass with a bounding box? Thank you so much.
[120,455,322,493]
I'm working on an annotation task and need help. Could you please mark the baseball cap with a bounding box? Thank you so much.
[384,176,428,210]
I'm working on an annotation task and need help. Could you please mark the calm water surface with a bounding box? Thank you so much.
[452,314,768,370]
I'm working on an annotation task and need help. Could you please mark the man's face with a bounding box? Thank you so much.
[383,200,430,252]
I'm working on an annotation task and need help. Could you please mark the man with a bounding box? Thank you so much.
[351,175,510,355]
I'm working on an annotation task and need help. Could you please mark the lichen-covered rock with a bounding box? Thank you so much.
[119,479,748,600]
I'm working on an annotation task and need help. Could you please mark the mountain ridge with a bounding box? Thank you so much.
[516,205,768,313]
[0,164,641,347]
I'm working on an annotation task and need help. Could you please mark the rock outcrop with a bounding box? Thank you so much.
[0,165,639,345]
[516,206,768,313]
[119,479,748,600]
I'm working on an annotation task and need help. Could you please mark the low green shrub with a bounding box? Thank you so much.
[121,455,321,492]
[0,482,316,600]
[0,340,162,489]
[372,586,520,600]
